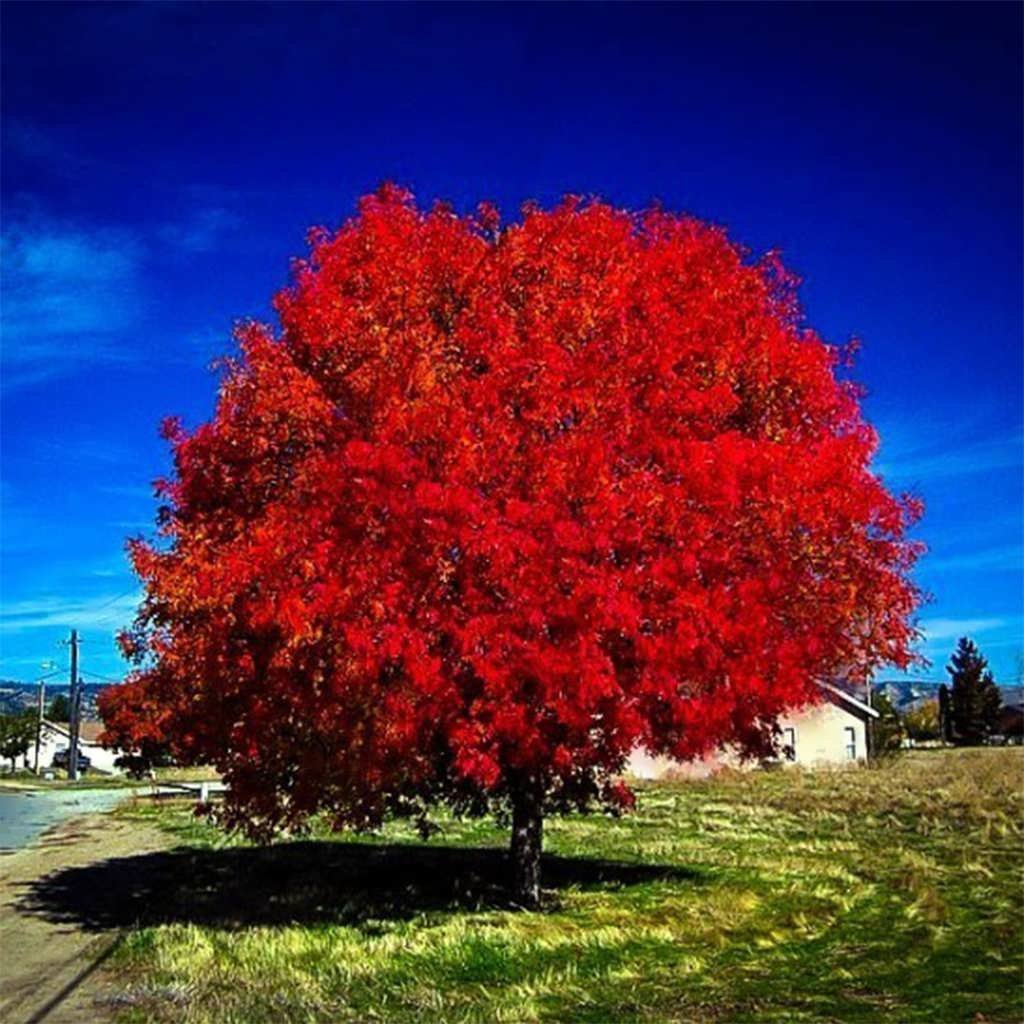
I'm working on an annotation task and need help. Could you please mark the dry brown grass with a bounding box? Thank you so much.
[94,747,1024,1023]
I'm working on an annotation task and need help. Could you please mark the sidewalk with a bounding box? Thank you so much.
[0,813,167,1024]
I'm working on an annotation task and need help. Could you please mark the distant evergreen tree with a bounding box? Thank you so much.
[47,693,70,722]
[937,684,953,743]
[947,637,1003,745]
[869,687,904,755]
[980,669,1003,737]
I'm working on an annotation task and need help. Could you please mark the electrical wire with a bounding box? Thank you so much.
[78,668,124,684]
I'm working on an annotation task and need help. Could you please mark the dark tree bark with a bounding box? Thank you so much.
[510,778,544,908]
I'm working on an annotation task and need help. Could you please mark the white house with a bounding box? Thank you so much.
[774,682,878,765]
[21,719,123,775]
[627,681,879,780]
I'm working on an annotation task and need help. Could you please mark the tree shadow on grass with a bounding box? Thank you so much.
[16,841,702,932]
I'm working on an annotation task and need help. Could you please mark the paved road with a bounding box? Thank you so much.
[0,790,127,852]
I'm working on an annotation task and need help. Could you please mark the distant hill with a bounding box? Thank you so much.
[0,680,114,719]
[3,677,1020,721]
[875,678,1024,710]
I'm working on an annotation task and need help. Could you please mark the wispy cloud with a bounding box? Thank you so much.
[917,616,1007,643]
[0,591,140,633]
[1,198,244,388]
[159,206,241,253]
[1,211,144,387]
[3,118,108,177]
[875,431,1022,483]
[924,545,1023,574]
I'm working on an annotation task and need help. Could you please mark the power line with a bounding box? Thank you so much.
[89,587,140,615]
[31,666,68,681]
[80,588,143,628]
[79,668,124,684]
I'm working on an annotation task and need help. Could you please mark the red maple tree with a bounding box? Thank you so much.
[100,186,922,905]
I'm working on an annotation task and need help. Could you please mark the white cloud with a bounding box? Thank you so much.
[924,545,1023,574]
[1,214,144,386]
[0,591,140,633]
[1,195,243,388]
[918,616,1007,643]
[875,432,1022,483]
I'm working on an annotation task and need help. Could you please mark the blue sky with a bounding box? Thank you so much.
[1,3,1021,685]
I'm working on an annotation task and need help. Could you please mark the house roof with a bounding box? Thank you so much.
[41,719,106,744]
[819,681,879,720]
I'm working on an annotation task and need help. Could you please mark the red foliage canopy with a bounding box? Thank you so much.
[101,186,921,838]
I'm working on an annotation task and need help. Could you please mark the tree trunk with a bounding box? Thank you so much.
[510,778,544,908]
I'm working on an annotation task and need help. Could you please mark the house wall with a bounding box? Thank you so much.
[625,698,869,781]
[778,699,867,766]
[626,746,740,781]
[20,726,59,773]
[21,724,122,775]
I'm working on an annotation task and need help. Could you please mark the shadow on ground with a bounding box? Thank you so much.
[16,841,699,931]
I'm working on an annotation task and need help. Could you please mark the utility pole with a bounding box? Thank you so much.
[34,675,46,773]
[33,661,58,774]
[68,629,81,781]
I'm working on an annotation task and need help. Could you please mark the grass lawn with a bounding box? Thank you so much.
[0,765,222,790]
[76,748,1023,1022]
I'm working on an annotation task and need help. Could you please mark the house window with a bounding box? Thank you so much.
[844,726,856,760]
[782,727,796,761]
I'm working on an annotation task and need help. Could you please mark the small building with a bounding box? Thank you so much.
[22,719,123,775]
[627,681,879,780]
[776,682,877,765]
[995,703,1024,744]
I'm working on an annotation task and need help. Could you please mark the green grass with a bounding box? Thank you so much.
[0,769,137,789]
[0,764,221,790]
[102,749,1023,1023]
